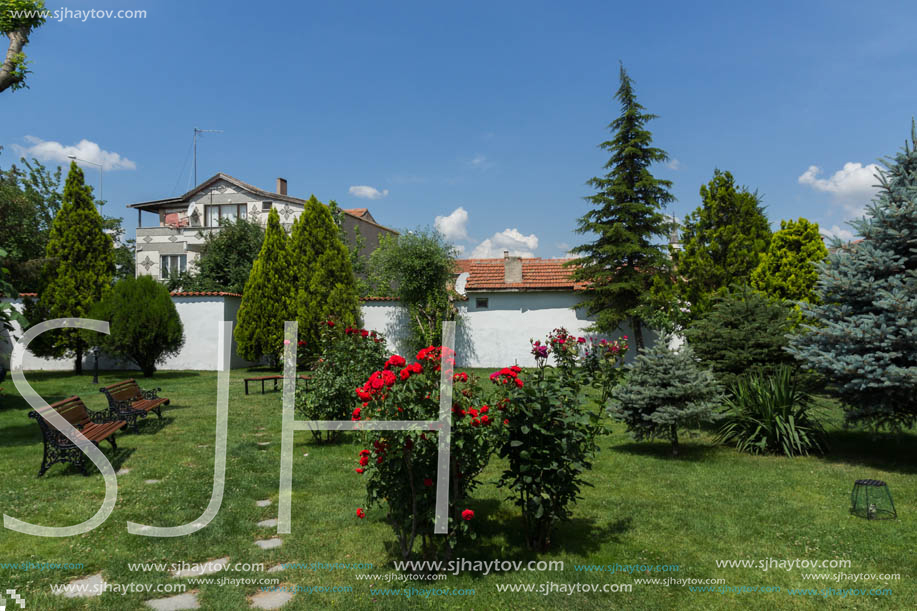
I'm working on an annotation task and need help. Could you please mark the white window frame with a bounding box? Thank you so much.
[160,254,187,279]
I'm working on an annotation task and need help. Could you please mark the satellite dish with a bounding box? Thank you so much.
[186,201,197,218]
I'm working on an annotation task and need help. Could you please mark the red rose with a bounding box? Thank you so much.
[480,405,489,413]
[577,337,586,344]
[355,468,364,474]
[503,419,509,425]
[423,478,433,487]
[359,456,369,466]
[481,415,490,425]
[360,329,369,337]
[410,362,423,374]
[351,407,361,421]
[359,449,370,457]
[510,366,521,373]
[471,418,480,427]
[461,509,474,521]
[356,387,372,401]
[468,408,479,417]
[453,372,468,383]
[400,368,411,381]
[326,320,335,327]
[376,455,384,464]
[514,378,524,388]
[384,354,406,370]
[356,508,365,519]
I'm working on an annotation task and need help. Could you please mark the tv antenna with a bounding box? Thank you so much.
[193,127,223,186]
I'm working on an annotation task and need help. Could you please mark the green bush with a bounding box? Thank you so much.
[609,341,723,456]
[295,322,387,442]
[89,275,184,377]
[684,285,795,388]
[716,367,827,457]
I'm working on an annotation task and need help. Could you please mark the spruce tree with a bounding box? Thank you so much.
[33,162,113,373]
[609,342,723,456]
[751,218,828,304]
[569,64,674,349]
[787,126,917,429]
[234,208,293,366]
[675,169,771,319]
[288,196,361,352]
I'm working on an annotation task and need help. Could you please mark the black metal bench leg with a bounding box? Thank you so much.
[245,380,250,395]
[107,434,118,451]
[38,444,50,477]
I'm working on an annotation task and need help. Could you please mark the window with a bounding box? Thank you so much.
[160,254,187,279]
[476,298,489,309]
[262,201,272,212]
[205,204,248,226]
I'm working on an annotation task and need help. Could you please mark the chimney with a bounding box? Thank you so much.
[504,250,523,284]
[276,177,287,195]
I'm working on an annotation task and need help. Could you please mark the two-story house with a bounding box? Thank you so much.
[129,173,396,279]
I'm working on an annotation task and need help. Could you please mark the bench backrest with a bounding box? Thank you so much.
[44,396,91,428]
[101,379,141,403]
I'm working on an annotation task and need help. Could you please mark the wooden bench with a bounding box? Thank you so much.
[100,379,170,431]
[244,374,311,395]
[29,396,125,476]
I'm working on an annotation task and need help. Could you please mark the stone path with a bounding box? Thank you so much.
[257,442,270,447]
[256,499,272,507]
[257,518,278,528]
[254,538,282,550]
[145,591,201,610]
[117,468,130,475]
[63,572,106,598]
[144,479,161,484]
[249,589,294,609]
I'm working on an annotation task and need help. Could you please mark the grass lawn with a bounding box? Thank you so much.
[0,368,914,610]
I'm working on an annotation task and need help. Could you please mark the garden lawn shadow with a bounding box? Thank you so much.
[611,439,720,461]
[821,429,917,475]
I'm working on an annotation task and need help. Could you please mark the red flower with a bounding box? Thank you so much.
[359,456,369,466]
[384,354,406,370]
[356,386,372,401]
[356,508,365,519]
[461,509,474,521]
[376,455,384,464]
[410,362,423,374]
[382,370,397,387]
[503,419,509,425]
[577,337,586,344]
[423,478,433,487]
[399,368,411,381]
[514,378,524,388]
[453,372,468,383]
[355,468,364,474]
[352,407,362,421]
[297,340,306,347]
[326,320,335,327]
[471,418,480,427]
[480,405,489,413]
[468,408,479,417]
[360,329,369,337]
[481,415,490,425]
[359,449,370,457]
[510,366,522,373]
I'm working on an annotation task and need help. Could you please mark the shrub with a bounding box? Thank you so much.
[581,334,630,405]
[716,367,827,456]
[684,285,795,388]
[89,275,184,376]
[490,336,603,552]
[609,342,723,456]
[353,346,495,560]
[295,321,387,442]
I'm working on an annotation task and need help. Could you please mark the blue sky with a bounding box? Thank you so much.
[3,0,916,256]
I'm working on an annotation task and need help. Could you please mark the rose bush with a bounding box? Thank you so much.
[491,333,604,552]
[295,321,387,442]
[353,346,497,560]
[582,335,630,405]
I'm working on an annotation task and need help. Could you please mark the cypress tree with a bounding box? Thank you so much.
[33,161,113,373]
[288,196,361,352]
[675,169,771,319]
[787,126,917,429]
[234,208,293,366]
[569,63,674,350]
[750,217,828,305]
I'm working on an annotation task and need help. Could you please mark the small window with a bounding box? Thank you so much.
[262,201,272,211]
[204,204,248,226]
[160,254,187,279]
[476,298,489,309]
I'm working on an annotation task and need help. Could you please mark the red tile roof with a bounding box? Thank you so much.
[170,291,242,298]
[344,208,369,217]
[455,258,584,292]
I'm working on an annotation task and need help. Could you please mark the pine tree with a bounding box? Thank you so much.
[609,342,723,456]
[569,64,674,350]
[32,162,113,373]
[288,196,361,352]
[751,218,828,305]
[675,169,771,319]
[787,126,917,429]
[234,208,293,367]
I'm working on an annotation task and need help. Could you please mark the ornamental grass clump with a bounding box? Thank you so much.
[609,342,723,457]
[295,320,387,442]
[491,335,604,552]
[716,366,827,457]
[352,346,496,560]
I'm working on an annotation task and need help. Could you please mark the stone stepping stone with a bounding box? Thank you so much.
[266,564,285,573]
[256,499,272,507]
[171,557,229,578]
[249,589,293,609]
[145,591,201,610]
[117,468,130,475]
[63,572,106,598]
[257,442,270,446]
[257,518,278,528]
[145,479,161,484]
[254,538,282,550]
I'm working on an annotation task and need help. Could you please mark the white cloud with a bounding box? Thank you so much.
[798,162,881,214]
[468,154,494,170]
[471,228,539,258]
[434,206,470,242]
[666,158,681,170]
[348,185,389,200]
[15,136,136,170]
[819,224,855,242]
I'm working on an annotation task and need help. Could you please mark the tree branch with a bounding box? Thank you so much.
[0,28,30,93]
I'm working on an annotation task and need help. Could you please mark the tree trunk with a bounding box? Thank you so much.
[74,340,83,375]
[671,424,679,457]
[630,316,645,351]
[0,29,30,94]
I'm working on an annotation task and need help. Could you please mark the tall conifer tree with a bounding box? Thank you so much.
[750,217,828,305]
[788,126,917,429]
[234,208,293,366]
[569,64,673,349]
[34,161,114,373]
[288,196,361,351]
